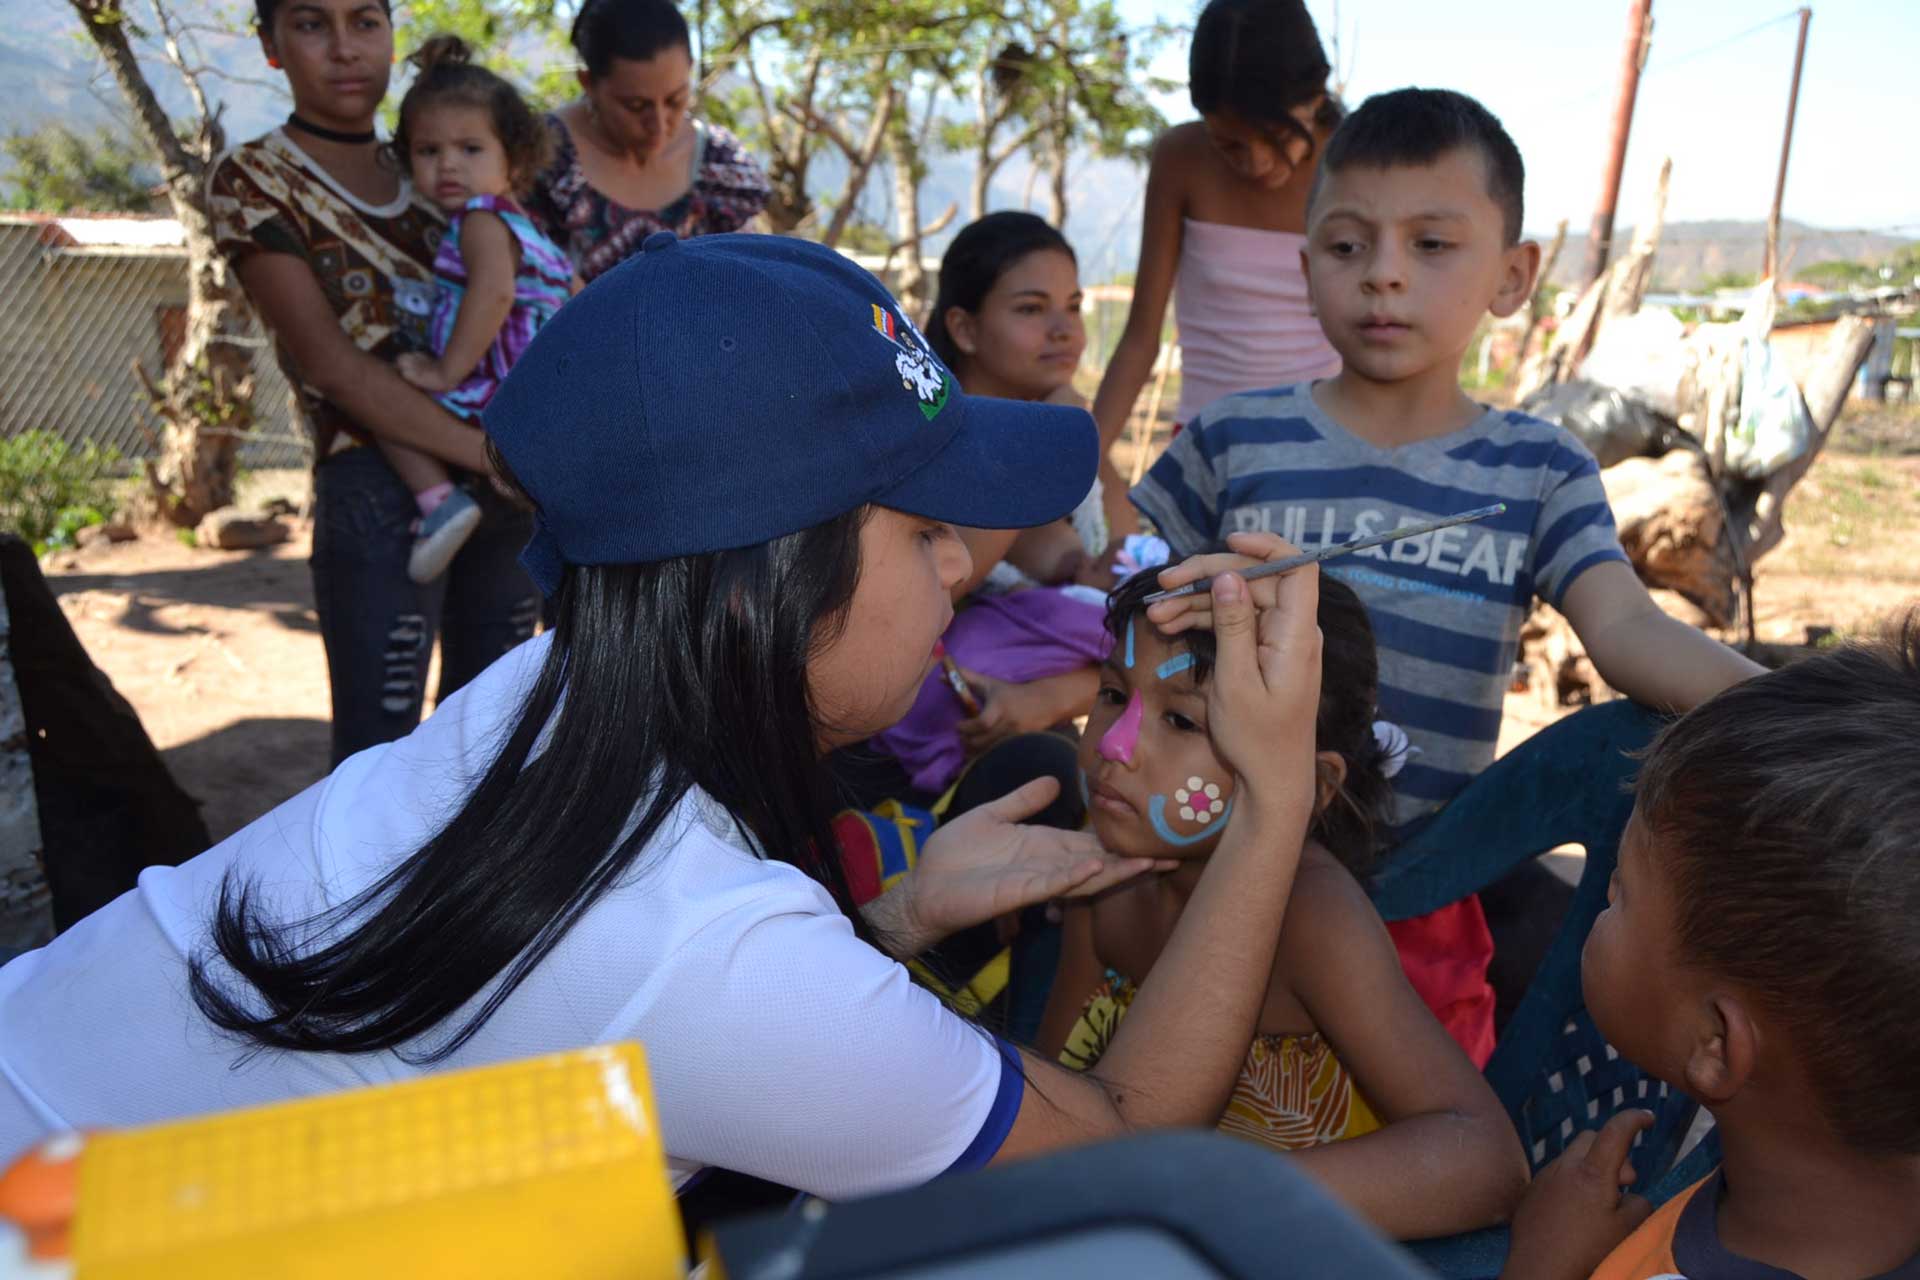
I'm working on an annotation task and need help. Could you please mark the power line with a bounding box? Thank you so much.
[1524,7,1806,120]
[1653,7,1804,75]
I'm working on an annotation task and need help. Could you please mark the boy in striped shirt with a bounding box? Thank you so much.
[1133,88,1761,1061]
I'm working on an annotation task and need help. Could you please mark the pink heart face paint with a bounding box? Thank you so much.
[1097,689,1144,764]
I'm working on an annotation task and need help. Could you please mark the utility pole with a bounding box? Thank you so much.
[1581,0,1654,288]
[1764,7,1813,286]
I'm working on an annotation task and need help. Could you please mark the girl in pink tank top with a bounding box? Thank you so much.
[1091,0,1343,533]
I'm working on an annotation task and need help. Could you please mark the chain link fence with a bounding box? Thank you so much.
[0,214,310,534]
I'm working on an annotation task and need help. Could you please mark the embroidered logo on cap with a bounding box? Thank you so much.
[871,304,952,421]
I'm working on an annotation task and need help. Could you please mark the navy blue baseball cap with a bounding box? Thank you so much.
[482,231,1098,595]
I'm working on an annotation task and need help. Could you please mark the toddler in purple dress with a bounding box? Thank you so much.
[390,36,575,583]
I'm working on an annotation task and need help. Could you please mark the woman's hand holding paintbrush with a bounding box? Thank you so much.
[1145,532,1326,637]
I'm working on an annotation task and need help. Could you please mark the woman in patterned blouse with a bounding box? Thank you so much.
[527,0,771,283]
[209,0,538,766]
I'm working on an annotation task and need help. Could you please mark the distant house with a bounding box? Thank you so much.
[0,213,302,466]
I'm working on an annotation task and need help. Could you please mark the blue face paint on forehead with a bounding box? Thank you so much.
[1155,652,1194,681]
[1123,619,1136,670]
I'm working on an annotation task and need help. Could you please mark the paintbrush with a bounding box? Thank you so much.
[1139,503,1508,605]
[934,641,982,715]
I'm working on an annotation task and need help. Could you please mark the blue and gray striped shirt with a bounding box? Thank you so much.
[1132,383,1629,827]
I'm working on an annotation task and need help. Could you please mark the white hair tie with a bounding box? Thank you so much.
[1372,720,1417,780]
[1110,533,1172,582]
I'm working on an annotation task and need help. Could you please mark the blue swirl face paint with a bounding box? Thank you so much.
[1154,652,1194,680]
[1123,619,1136,669]
[1147,793,1234,847]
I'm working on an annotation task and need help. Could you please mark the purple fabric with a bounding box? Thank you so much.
[873,587,1110,795]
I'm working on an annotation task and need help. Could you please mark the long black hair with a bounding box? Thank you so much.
[191,473,881,1061]
[1104,567,1391,874]
[1189,0,1344,163]
[571,0,692,78]
[923,211,1077,371]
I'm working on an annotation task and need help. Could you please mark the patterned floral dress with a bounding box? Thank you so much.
[526,116,771,284]
[1060,972,1382,1152]
[425,194,572,421]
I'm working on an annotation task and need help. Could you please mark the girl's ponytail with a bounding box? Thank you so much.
[408,32,473,76]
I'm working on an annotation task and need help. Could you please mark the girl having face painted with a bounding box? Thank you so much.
[1036,568,1530,1242]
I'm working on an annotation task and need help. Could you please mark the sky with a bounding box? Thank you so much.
[1115,0,1920,240]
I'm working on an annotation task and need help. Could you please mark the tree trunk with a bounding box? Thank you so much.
[1044,94,1069,228]
[69,0,254,527]
[887,121,929,317]
[1600,450,1738,627]
[810,71,899,250]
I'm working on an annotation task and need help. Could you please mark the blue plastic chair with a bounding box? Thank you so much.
[1366,700,1720,1279]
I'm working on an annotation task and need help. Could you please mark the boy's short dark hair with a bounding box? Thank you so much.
[1635,612,1920,1156]
[1318,87,1526,245]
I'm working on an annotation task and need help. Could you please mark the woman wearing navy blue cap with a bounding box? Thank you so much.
[0,234,1327,1205]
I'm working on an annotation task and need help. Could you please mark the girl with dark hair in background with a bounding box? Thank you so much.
[1089,0,1344,537]
[527,0,770,282]
[0,237,1331,1212]
[206,0,538,766]
[841,214,1109,828]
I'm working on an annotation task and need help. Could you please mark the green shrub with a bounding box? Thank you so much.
[0,432,120,552]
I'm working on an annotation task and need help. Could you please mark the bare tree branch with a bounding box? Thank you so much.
[149,0,215,145]
[991,119,1045,169]
[890,201,957,257]
[68,0,198,184]
[819,71,898,248]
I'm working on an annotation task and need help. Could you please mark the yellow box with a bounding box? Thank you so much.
[63,1044,682,1279]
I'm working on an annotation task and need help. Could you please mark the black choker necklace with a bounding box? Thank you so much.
[286,113,377,145]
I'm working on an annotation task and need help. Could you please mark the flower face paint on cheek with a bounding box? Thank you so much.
[1096,690,1144,764]
[1148,775,1232,847]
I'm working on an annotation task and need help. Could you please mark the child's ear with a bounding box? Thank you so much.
[1682,991,1758,1105]
[1312,750,1347,816]
[1299,245,1316,317]
[1488,239,1542,320]
[944,306,980,357]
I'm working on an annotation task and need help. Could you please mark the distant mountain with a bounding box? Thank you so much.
[4,5,1905,295]
[0,0,287,147]
[1538,219,1912,292]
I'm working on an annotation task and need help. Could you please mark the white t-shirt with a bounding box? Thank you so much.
[0,635,1020,1193]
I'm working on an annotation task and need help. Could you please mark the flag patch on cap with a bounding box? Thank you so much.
[870,304,952,420]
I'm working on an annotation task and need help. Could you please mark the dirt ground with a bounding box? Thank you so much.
[36,404,1920,847]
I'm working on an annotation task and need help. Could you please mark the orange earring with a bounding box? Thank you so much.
[267,55,280,68]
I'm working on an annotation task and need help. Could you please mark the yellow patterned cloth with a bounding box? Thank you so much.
[1060,972,1381,1152]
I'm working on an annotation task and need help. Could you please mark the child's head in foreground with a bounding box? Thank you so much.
[394,35,552,212]
[1303,87,1539,384]
[1079,569,1392,872]
[1584,614,1920,1157]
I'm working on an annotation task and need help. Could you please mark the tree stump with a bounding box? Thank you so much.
[195,508,289,551]
[1599,450,1737,627]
